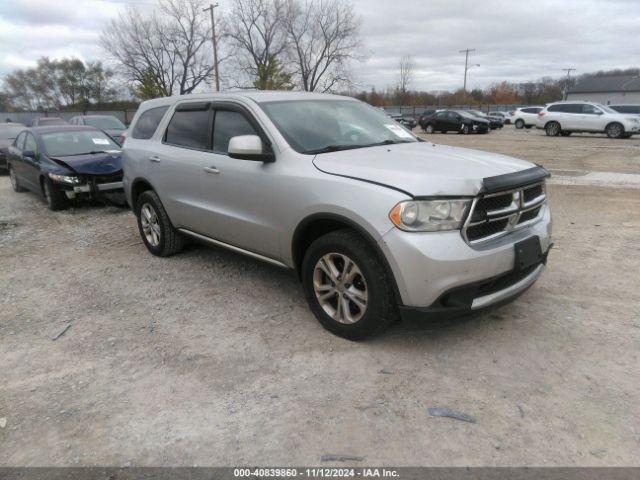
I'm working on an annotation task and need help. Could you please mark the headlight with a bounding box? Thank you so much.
[48,173,80,184]
[389,199,471,232]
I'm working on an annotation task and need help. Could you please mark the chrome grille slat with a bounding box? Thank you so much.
[462,182,546,245]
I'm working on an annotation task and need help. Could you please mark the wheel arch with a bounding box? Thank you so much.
[130,177,157,209]
[291,212,402,304]
[605,121,625,131]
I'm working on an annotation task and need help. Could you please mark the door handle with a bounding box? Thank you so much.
[149,155,161,163]
[203,166,220,174]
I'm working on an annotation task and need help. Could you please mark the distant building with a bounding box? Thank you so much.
[566,74,640,105]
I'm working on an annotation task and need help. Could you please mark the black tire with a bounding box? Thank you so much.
[560,131,572,137]
[459,124,470,134]
[42,178,68,211]
[301,229,398,340]
[8,165,26,192]
[525,125,533,129]
[605,122,624,139]
[515,119,525,129]
[423,124,435,134]
[621,133,633,139]
[545,121,561,137]
[135,190,184,257]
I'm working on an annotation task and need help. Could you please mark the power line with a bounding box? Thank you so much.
[203,3,221,92]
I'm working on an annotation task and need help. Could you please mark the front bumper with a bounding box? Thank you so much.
[379,203,552,314]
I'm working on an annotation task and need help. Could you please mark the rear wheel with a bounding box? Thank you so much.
[42,178,68,211]
[545,121,561,136]
[515,119,525,129]
[301,229,397,340]
[8,166,26,192]
[136,190,184,257]
[605,122,624,139]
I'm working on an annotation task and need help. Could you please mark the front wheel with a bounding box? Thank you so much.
[424,124,434,134]
[136,190,184,256]
[459,124,470,134]
[301,230,397,340]
[606,122,624,139]
[42,178,68,211]
[545,122,561,136]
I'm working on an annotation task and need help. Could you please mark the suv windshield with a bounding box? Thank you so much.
[41,130,120,157]
[85,116,126,130]
[0,125,24,140]
[260,99,418,154]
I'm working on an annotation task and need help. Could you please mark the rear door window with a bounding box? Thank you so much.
[212,110,259,154]
[132,106,169,139]
[164,107,211,149]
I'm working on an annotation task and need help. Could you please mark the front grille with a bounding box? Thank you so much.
[462,181,546,244]
[89,172,123,184]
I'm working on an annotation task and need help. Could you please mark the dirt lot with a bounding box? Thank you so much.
[1,126,639,466]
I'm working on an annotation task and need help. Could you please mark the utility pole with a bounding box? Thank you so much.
[562,68,575,100]
[459,48,476,93]
[203,3,220,91]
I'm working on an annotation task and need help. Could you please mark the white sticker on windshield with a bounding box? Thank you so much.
[92,138,110,145]
[384,123,414,139]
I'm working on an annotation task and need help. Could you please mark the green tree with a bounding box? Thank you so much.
[253,55,294,90]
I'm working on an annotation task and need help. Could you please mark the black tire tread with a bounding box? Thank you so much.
[136,190,184,257]
[43,178,68,211]
[302,229,398,340]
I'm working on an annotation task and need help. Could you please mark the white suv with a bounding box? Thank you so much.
[510,107,543,129]
[537,101,640,139]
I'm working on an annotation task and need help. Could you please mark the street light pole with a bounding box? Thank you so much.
[203,3,220,91]
[562,68,575,100]
[459,48,476,93]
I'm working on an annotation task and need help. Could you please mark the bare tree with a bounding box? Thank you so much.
[101,0,223,96]
[283,0,361,92]
[397,55,415,94]
[225,0,289,89]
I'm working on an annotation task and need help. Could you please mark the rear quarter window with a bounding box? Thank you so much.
[132,106,169,139]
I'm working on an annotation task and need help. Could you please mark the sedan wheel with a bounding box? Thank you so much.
[140,203,161,247]
[424,124,434,134]
[459,125,470,134]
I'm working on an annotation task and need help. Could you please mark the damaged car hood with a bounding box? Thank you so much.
[312,141,534,196]
[51,151,123,175]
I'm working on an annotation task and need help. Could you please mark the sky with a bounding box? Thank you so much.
[0,0,639,92]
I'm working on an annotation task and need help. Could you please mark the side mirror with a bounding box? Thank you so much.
[228,135,274,162]
[23,150,36,159]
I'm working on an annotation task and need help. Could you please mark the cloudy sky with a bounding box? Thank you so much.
[0,0,638,92]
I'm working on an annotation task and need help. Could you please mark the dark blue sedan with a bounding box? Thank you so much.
[7,125,125,210]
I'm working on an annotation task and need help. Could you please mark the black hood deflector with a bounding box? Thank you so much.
[482,165,550,193]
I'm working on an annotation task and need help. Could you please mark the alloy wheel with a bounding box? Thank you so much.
[140,203,161,247]
[313,252,368,324]
[425,125,434,134]
[607,123,622,138]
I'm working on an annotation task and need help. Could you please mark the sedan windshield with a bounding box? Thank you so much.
[85,116,126,130]
[41,130,120,157]
[260,99,418,154]
[0,125,24,140]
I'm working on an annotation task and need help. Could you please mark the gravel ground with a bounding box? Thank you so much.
[1,127,639,466]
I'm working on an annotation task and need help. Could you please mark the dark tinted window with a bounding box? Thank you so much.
[38,118,67,126]
[132,106,169,139]
[165,109,210,149]
[610,105,640,114]
[548,104,582,113]
[522,108,537,114]
[212,110,258,153]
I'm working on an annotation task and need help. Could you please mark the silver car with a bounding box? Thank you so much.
[123,92,552,340]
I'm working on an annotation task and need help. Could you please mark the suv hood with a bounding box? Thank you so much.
[51,152,122,175]
[312,142,534,196]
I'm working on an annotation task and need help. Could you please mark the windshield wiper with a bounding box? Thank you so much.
[62,150,117,157]
[305,139,414,155]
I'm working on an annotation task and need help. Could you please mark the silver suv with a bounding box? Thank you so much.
[123,92,552,339]
[537,101,640,138]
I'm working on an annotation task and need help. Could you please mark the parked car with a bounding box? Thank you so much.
[488,111,511,124]
[464,110,503,129]
[123,92,551,340]
[123,92,551,339]
[387,113,417,131]
[7,126,125,210]
[69,115,127,144]
[418,108,438,128]
[609,104,640,115]
[0,123,25,171]
[536,101,640,138]
[510,107,543,129]
[420,110,489,134]
[27,117,68,127]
